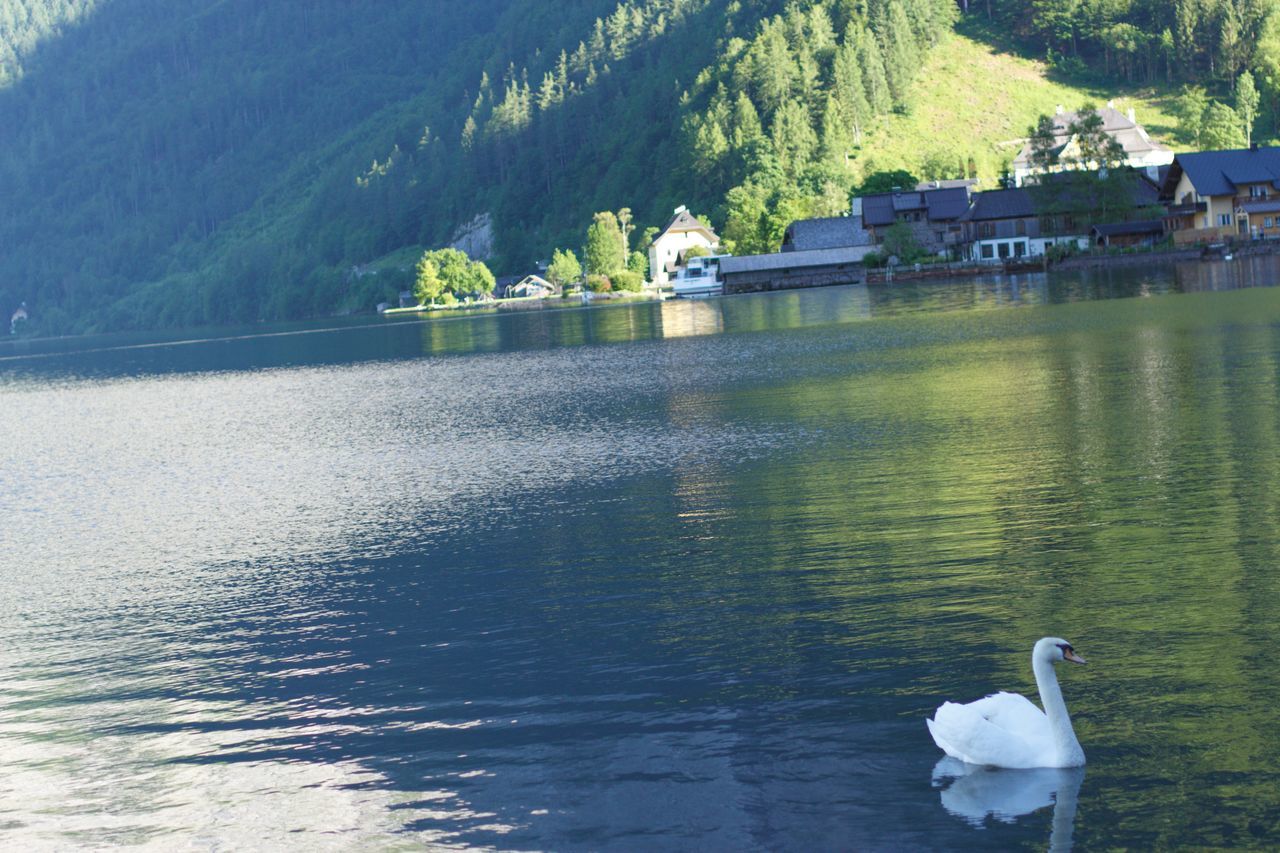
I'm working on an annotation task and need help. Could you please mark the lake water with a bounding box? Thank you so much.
[2,259,1279,850]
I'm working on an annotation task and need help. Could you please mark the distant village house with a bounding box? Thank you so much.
[1161,145,1280,243]
[500,274,558,299]
[1011,104,1173,187]
[649,206,720,287]
[959,171,1159,261]
[859,185,972,258]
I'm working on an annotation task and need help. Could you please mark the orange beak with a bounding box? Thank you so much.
[1064,649,1086,665]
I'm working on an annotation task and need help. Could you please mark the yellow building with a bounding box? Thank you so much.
[1161,145,1280,243]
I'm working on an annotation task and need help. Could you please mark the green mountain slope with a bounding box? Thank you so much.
[0,0,1230,336]
[859,30,1182,183]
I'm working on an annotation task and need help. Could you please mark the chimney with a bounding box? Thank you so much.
[1127,107,1136,124]
[1055,104,1064,115]
[1107,99,1115,109]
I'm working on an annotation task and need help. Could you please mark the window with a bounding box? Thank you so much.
[981,244,994,259]
[1219,214,1233,227]
[1014,241,1026,257]
[1251,185,1268,198]
[998,242,1011,259]
[1016,219,1026,236]
[1267,217,1275,228]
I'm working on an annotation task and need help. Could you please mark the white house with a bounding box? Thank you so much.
[504,274,557,299]
[648,206,720,287]
[1011,104,1173,187]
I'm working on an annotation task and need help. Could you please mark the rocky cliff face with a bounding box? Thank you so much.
[449,213,494,260]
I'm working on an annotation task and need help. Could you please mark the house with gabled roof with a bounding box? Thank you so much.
[1012,104,1173,187]
[960,171,1161,261]
[649,206,720,287]
[858,185,972,258]
[959,188,1045,261]
[500,274,558,299]
[1160,145,1280,242]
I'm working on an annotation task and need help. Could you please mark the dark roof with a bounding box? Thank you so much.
[861,194,897,227]
[1240,199,1280,214]
[1164,146,1280,197]
[962,188,1037,221]
[916,179,978,191]
[719,246,875,275]
[657,208,718,241]
[924,187,971,220]
[860,186,972,226]
[781,216,872,252]
[892,193,925,212]
[1091,219,1164,237]
[965,171,1159,221]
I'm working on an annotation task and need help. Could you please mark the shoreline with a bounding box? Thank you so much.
[379,290,664,317]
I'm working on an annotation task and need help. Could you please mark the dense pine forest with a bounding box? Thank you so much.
[3,0,1280,335]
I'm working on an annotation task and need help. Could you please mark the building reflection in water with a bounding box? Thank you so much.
[659,297,726,339]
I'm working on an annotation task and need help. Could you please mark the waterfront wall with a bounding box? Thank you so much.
[723,269,864,294]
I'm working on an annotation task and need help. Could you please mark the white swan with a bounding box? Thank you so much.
[927,637,1086,769]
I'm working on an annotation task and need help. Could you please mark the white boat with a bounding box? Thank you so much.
[672,254,728,298]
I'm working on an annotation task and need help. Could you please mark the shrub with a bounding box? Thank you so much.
[611,270,643,292]
[586,274,613,293]
[1045,241,1078,263]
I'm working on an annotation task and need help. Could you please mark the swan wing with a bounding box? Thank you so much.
[927,692,1053,769]
[966,692,1048,736]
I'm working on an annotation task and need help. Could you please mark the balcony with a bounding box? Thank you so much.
[1166,201,1206,217]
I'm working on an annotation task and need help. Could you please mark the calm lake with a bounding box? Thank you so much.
[2,258,1279,850]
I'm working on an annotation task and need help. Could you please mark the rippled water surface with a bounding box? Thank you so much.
[2,260,1279,849]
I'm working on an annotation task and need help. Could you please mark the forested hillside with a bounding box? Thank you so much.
[973,0,1278,88]
[2,0,1276,335]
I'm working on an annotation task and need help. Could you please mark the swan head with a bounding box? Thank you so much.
[1035,636,1086,665]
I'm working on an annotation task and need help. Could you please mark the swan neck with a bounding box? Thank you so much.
[1033,654,1084,766]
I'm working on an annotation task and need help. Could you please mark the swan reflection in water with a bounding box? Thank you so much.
[932,757,1084,851]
